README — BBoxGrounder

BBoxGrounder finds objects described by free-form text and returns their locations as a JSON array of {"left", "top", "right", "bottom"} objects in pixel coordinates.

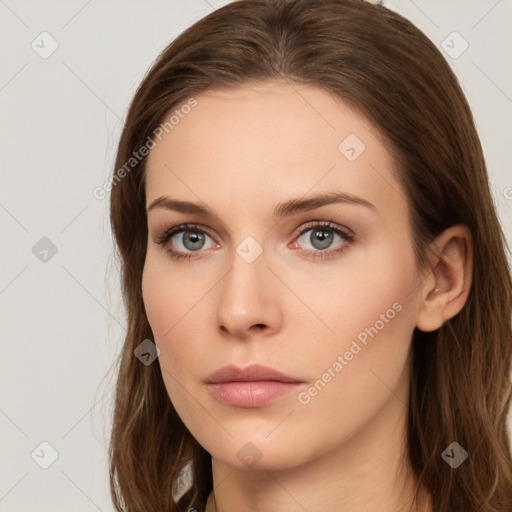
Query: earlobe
[{"left": 415, "top": 225, "right": 473, "bottom": 333}]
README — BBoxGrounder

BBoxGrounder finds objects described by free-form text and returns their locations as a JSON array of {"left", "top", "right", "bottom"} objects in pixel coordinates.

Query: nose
[{"left": 215, "top": 244, "right": 282, "bottom": 340}]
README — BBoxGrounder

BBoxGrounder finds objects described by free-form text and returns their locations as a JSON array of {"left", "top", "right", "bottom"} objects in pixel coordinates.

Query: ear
[{"left": 415, "top": 225, "right": 473, "bottom": 332}]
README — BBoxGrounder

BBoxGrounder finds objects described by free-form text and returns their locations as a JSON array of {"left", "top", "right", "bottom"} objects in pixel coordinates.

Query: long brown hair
[{"left": 108, "top": 1, "right": 512, "bottom": 510}]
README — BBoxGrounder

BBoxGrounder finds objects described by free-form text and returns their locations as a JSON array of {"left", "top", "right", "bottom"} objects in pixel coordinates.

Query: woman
[{"left": 108, "top": 0, "right": 512, "bottom": 511}]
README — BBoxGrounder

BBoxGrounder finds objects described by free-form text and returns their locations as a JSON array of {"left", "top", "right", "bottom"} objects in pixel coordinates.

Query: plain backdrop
[{"left": 1, "top": 1, "right": 511, "bottom": 510}]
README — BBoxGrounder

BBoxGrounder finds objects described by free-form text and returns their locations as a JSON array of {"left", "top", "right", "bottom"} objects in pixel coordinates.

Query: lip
[
  {"left": 205, "top": 364, "right": 301, "bottom": 384},
  {"left": 205, "top": 364, "right": 304, "bottom": 408}
]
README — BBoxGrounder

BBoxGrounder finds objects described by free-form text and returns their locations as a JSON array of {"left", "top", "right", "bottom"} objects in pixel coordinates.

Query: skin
[{"left": 142, "top": 80, "right": 472, "bottom": 512}]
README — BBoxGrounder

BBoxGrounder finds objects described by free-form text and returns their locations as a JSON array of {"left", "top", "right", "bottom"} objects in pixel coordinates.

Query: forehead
[{"left": 144, "top": 80, "right": 403, "bottom": 218}]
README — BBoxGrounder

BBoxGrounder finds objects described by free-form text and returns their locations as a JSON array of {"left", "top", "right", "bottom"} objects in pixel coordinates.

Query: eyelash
[{"left": 155, "top": 221, "right": 355, "bottom": 261}]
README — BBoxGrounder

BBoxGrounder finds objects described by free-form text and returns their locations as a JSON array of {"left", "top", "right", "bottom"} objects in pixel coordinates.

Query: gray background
[{"left": 1, "top": 0, "right": 511, "bottom": 510}]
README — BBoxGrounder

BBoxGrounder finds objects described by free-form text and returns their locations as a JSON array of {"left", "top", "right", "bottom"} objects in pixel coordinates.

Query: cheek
[
  {"left": 141, "top": 253, "right": 192, "bottom": 370},
  {"left": 142, "top": 250, "right": 208, "bottom": 341},
  {"left": 142, "top": 256, "right": 171, "bottom": 342},
  {"left": 292, "top": 239, "right": 419, "bottom": 432},
  {"left": 276, "top": 225, "right": 419, "bottom": 355},
  {"left": 141, "top": 252, "right": 213, "bottom": 396}
]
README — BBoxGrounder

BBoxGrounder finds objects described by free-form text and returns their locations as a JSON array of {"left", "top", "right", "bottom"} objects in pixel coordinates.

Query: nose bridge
[
  {"left": 222, "top": 239, "right": 267, "bottom": 314},
  {"left": 215, "top": 236, "right": 280, "bottom": 336}
]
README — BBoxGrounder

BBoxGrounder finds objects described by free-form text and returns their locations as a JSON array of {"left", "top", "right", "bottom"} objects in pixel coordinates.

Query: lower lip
[{"left": 206, "top": 381, "right": 302, "bottom": 408}]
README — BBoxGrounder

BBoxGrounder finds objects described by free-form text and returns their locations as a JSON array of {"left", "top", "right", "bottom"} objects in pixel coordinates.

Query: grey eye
[
  {"left": 308, "top": 229, "right": 334, "bottom": 250},
  {"left": 181, "top": 231, "right": 206, "bottom": 251},
  {"left": 297, "top": 227, "right": 346, "bottom": 251}
]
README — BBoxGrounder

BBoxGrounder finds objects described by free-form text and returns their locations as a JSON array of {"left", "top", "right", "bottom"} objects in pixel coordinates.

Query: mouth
[{"left": 205, "top": 364, "right": 304, "bottom": 408}]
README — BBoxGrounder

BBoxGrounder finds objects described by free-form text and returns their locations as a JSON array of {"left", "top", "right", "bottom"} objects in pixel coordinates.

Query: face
[{"left": 142, "top": 81, "right": 424, "bottom": 471}]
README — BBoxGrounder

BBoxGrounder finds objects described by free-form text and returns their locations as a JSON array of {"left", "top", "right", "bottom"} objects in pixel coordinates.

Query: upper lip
[{"left": 205, "top": 364, "right": 303, "bottom": 384}]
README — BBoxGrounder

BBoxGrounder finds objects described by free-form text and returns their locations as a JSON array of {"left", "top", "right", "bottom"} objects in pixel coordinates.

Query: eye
[
  {"left": 291, "top": 221, "right": 354, "bottom": 259},
  {"left": 155, "top": 223, "right": 218, "bottom": 261},
  {"left": 155, "top": 220, "right": 355, "bottom": 261}
]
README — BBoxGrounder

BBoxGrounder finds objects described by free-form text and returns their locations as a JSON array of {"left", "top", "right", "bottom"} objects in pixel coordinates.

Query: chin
[{"left": 200, "top": 432, "right": 312, "bottom": 472}]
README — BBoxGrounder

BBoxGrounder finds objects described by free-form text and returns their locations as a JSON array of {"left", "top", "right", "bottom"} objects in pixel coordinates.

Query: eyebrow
[{"left": 147, "top": 191, "right": 376, "bottom": 219}]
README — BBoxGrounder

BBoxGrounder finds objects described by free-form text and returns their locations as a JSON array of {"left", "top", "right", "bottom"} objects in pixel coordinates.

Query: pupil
[{"left": 311, "top": 229, "right": 333, "bottom": 250}]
